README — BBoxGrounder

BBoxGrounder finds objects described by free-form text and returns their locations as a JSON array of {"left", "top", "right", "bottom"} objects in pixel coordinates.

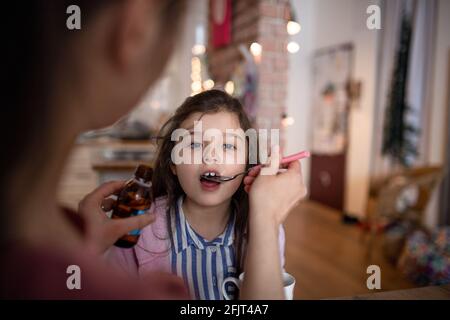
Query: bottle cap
[{"left": 134, "top": 165, "right": 153, "bottom": 183}]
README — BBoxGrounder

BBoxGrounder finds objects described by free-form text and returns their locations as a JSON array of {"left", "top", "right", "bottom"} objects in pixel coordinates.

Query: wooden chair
[{"left": 364, "top": 166, "right": 443, "bottom": 261}]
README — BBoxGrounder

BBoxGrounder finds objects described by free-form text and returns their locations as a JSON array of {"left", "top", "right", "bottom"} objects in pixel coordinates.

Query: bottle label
[{"left": 128, "top": 209, "right": 147, "bottom": 236}]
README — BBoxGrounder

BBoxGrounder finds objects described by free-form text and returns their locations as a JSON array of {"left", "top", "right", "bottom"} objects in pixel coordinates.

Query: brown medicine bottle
[{"left": 112, "top": 165, "right": 153, "bottom": 248}]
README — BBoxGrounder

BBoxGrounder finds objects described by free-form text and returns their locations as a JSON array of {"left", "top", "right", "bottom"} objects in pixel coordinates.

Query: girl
[{"left": 107, "top": 89, "right": 285, "bottom": 300}]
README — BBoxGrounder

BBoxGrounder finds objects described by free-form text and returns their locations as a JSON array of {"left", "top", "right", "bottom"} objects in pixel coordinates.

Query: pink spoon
[{"left": 200, "top": 150, "right": 311, "bottom": 183}]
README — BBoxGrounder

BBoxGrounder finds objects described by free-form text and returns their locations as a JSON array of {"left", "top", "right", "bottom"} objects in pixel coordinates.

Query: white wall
[
  {"left": 286, "top": 0, "right": 380, "bottom": 217},
  {"left": 429, "top": 0, "right": 450, "bottom": 166},
  {"left": 285, "top": 0, "right": 317, "bottom": 186},
  {"left": 129, "top": 0, "right": 207, "bottom": 128},
  {"left": 424, "top": 0, "right": 450, "bottom": 228}
]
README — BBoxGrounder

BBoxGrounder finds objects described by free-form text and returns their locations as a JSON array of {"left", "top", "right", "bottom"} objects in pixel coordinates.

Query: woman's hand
[
  {"left": 244, "top": 145, "right": 307, "bottom": 225},
  {"left": 78, "top": 181, "right": 155, "bottom": 255}
]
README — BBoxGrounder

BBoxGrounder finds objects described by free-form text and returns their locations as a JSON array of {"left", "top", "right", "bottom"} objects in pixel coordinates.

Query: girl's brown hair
[{"left": 152, "top": 89, "right": 253, "bottom": 273}]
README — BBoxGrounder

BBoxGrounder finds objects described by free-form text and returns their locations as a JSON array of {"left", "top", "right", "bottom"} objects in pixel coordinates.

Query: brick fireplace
[{"left": 207, "top": 0, "right": 290, "bottom": 148}]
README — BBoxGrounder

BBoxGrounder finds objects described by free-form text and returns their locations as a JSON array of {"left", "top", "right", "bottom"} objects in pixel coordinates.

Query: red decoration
[{"left": 211, "top": 0, "right": 232, "bottom": 48}]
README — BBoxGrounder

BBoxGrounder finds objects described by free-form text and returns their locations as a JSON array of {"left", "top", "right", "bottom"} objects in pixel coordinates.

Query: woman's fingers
[
  {"left": 79, "top": 180, "right": 157, "bottom": 254},
  {"left": 101, "top": 198, "right": 116, "bottom": 212},
  {"left": 78, "top": 181, "right": 125, "bottom": 225},
  {"left": 84, "top": 180, "right": 125, "bottom": 205}
]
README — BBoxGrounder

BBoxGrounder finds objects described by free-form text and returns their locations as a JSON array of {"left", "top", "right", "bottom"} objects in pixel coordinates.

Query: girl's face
[{"left": 172, "top": 111, "right": 247, "bottom": 207}]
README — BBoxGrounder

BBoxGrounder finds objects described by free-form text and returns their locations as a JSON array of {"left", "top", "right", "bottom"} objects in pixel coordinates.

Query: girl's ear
[{"left": 170, "top": 164, "right": 177, "bottom": 175}]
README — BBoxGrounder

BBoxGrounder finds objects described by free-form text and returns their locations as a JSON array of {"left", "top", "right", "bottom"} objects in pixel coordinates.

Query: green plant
[{"left": 382, "top": 13, "right": 419, "bottom": 167}]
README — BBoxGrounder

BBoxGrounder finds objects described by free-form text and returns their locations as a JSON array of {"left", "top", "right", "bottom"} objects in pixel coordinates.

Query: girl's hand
[
  {"left": 240, "top": 146, "right": 306, "bottom": 299},
  {"left": 78, "top": 181, "right": 156, "bottom": 255},
  {"left": 244, "top": 146, "right": 307, "bottom": 225}
]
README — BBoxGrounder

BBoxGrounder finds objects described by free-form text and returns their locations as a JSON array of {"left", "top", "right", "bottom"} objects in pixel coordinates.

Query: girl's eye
[
  {"left": 223, "top": 143, "right": 236, "bottom": 150},
  {"left": 190, "top": 142, "right": 202, "bottom": 149}
]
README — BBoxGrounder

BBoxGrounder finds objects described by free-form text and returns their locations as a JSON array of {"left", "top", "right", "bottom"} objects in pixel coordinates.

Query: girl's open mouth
[{"left": 199, "top": 170, "right": 221, "bottom": 191}]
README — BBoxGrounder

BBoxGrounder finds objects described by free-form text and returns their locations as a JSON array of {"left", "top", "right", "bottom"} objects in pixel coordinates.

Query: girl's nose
[{"left": 203, "top": 142, "right": 223, "bottom": 164}]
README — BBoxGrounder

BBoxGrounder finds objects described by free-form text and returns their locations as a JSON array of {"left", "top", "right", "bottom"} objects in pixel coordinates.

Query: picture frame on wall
[
  {"left": 309, "top": 43, "right": 354, "bottom": 211},
  {"left": 310, "top": 43, "right": 354, "bottom": 156}
]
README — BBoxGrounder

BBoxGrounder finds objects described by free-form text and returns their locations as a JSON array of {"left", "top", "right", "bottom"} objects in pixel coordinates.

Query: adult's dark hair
[{"left": 1, "top": 1, "right": 185, "bottom": 237}]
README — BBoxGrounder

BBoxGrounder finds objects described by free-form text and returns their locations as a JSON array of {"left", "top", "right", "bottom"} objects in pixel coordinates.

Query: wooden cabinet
[{"left": 309, "top": 154, "right": 346, "bottom": 211}]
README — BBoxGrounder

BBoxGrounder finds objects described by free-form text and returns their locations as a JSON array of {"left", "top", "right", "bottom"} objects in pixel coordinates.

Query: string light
[
  {"left": 191, "top": 81, "right": 202, "bottom": 92},
  {"left": 250, "top": 42, "right": 262, "bottom": 57},
  {"left": 287, "top": 41, "right": 300, "bottom": 53},
  {"left": 286, "top": 1, "right": 301, "bottom": 53},
  {"left": 203, "top": 79, "right": 215, "bottom": 90},
  {"left": 287, "top": 20, "right": 301, "bottom": 35},
  {"left": 281, "top": 113, "right": 295, "bottom": 127},
  {"left": 225, "top": 81, "right": 235, "bottom": 95},
  {"left": 192, "top": 44, "right": 206, "bottom": 56},
  {"left": 190, "top": 57, "right": 203, "bottom": 95}
]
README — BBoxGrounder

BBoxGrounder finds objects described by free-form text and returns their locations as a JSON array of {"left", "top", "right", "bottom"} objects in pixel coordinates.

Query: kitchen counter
[
  {"left": 80, "top": 137, "right": 157, "bottom": 183},
  {"left": 91, "top": 160, "right": 153, "bottom": 171},
  {"left": 59, "top": 136, "right": 158, "bottom": 209}
]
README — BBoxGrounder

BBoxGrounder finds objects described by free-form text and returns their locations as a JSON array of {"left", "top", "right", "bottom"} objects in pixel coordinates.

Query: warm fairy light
[
  {"left": 191, "top": 57, "right": 203, "bottom": 95},
  {"left": 287, "top": 21, "right": 301, "bottom": 35},
  {"left": 191, "top": 57, "right": 201, "bottom": 71},
  {"left": 225, "top": 81, "right": 235, "bottom": 95},
  {"left": 192, "top": 44, "right": 206, "bottom": 56},
  {"left": 287, "top": 41, "right": 300, "bottom": 53},
  {"left": 250, "top": 42, "right": 262, "bottom": 57},
  {"left": 203, "top": 79, "right": 215, "bottom": 90},
  {"left": 281, "top": 114, "right": 295, "bottom": 127},
  {"left": 191, "top": 81, "right": 202, "bottom": 93}
]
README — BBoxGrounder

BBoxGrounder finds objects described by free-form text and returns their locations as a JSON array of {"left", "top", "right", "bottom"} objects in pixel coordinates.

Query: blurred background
[{"left": 58, "top": 0, "right": 450, "bottom": 299}]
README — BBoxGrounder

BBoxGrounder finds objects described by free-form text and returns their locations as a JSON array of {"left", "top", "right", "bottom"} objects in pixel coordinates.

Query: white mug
[{"left": 221, "top": 271, "right": 296, "bottom": 300}]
